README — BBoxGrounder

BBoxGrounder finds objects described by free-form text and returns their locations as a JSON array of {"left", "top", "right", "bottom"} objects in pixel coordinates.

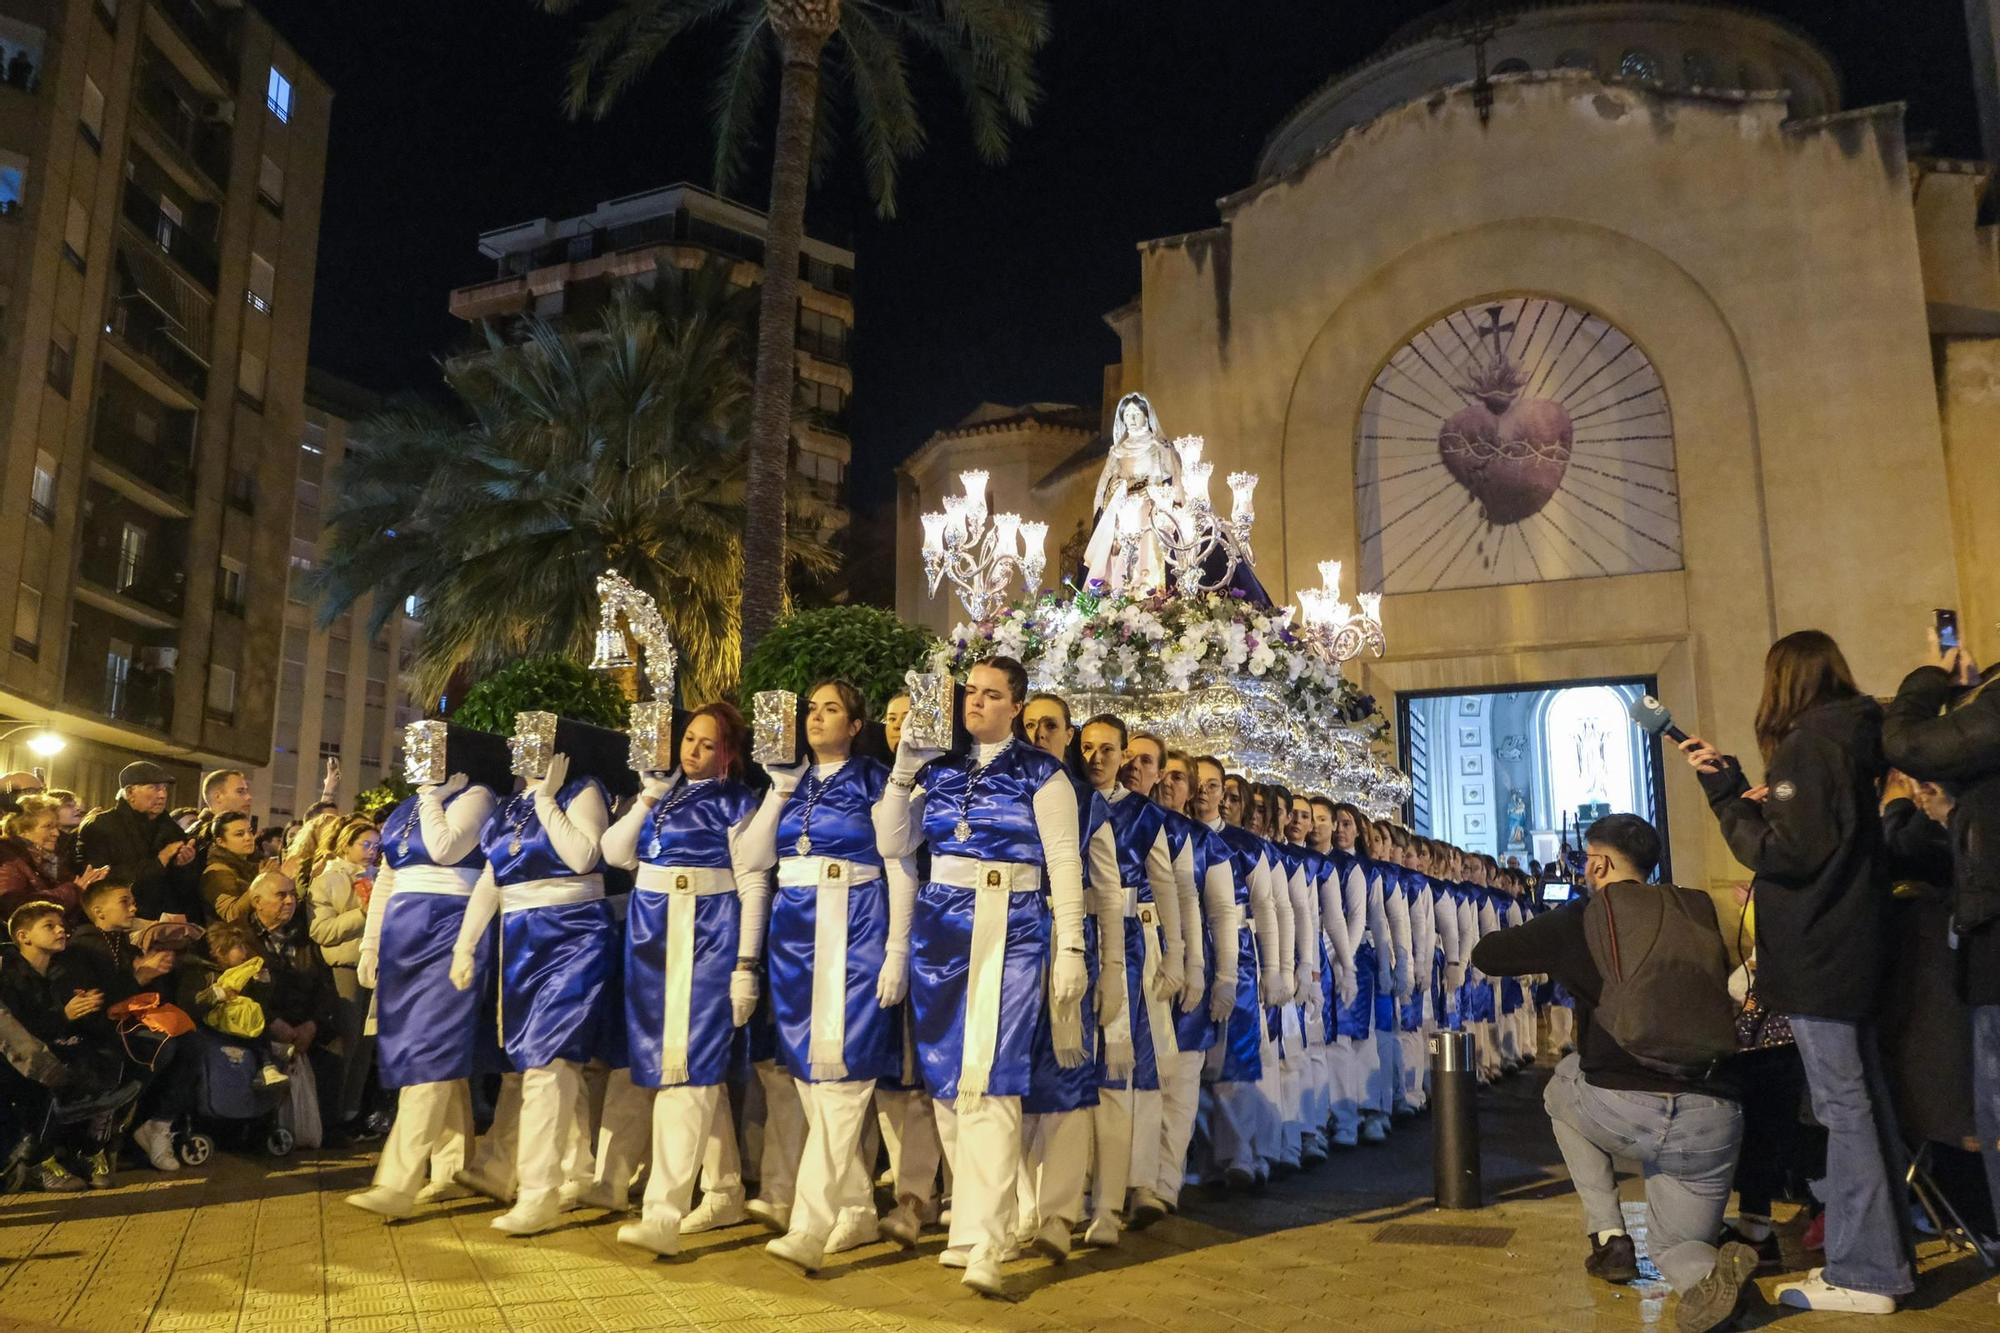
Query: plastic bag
[
  {"left": 206, "top": 995, "right": 266, "bottom": 1039},
  {"left": 278, "top": 1049, "right": 321, "bottom": 1149}
]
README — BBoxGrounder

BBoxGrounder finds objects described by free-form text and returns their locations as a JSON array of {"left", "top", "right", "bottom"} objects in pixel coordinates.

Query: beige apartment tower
[{"left": 0, "top": 0, "right": 327, "bottom": 801}]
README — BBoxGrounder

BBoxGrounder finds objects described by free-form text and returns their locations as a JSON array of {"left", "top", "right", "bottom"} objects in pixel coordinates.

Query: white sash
[
  {"left": 1130, "top": 894, "right": 1180, "bottom": 1062},
  {"left": 384, "top": 863, "right": 480, "bottom": 900},
  {"left": 930, "top": 855, "right": 1041, "bottom": 1099},
  {"left": 778, "top": 856, "right": 882, "bottom": 1081},
  {"left": 635, "top": 864, "right": 736, "bottom": 1085},
  {"left": 498, "top": 873, "right": 604, "bottom": 913}
]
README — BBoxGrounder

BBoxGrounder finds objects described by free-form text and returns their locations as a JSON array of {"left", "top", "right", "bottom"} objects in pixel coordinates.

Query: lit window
[
  {"left": 247, "top": 253, "right": 274, "bottom": 313},
  {"left": 80, "top": 77, "right": 104, "bottom": 147},
  {"left": 207, "top": 664, "right": 237, "bottom": 719},
  {"left": 30, "top": 450, "right": 54, "bottom": 521},
  {"left": 1619, "top": 48, "right": 1663, "bottom": 82},
  {"left": 403, "top": 594, "right": 423, "bottom": 620},
  {"left": 266, "top": 67, "right": 293, "bottom": 123},
  {"left": 1545, "top": 686, "right": 1638, "bottom": 828}
]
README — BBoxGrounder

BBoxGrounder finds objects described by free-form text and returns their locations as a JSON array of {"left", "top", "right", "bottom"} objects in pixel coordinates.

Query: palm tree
[
  {"left": 537, "top": 0, "right": 1051, "bottom": 654},
  {"left": 313, "top": 259, "right": 835, "bottom": 706}
]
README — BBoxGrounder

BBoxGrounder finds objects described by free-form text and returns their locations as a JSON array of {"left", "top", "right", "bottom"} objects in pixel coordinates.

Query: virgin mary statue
[{"left": 1080, "top": 393, "right": 1182, "bottom": 595}]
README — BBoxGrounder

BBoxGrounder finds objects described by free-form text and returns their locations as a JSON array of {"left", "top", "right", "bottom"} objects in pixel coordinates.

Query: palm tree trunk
[{"left": 740, "top": 21, "right": 829, "bottom": 656}]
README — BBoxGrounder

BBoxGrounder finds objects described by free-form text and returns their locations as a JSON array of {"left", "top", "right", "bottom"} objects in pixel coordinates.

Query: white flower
[{"left": 1248, "top": 643, "right": 1276, "bottom": 676}]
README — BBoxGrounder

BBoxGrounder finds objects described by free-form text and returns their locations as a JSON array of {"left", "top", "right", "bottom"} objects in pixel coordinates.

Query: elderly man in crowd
[{"left": 77, "top": 762, "right": 197, "bottom": 920}]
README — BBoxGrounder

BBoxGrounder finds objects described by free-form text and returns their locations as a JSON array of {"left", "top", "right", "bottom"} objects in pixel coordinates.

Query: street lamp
[{"left": 0, "top": 723, "right": 64, "bottom": 757}]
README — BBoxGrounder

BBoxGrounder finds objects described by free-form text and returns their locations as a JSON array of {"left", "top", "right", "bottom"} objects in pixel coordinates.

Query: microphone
[{"left": 1628, "top": 693, "right": 1690, "bottom": 746}]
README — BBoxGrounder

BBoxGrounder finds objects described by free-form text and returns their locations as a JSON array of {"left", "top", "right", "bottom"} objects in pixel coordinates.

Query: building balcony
[
  {"left": 91, "top": 418, "right": 195, "bottom": 514},
  {"left": 147, "top": 0, "right": 236, "bottom": 93},
  {"left": 120, "top": 181, "right": 218, "bottom": 288},
  {"left": 63, "top": 622, "right": 176, "bottom": 733},
  {"left": 78, "top": 537, "right": 187, "bottom": 620},
  {"left": 105, "top": 291, "right": 209, "bottom": 404},
  {"left": 131, "top": 73, "right": 230, "bottom": 193}
]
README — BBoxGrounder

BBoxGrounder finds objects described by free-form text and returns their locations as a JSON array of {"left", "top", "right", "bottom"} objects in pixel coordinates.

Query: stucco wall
[{"left": 1131, "top": 74, "right": 1963, "bottom": 889}]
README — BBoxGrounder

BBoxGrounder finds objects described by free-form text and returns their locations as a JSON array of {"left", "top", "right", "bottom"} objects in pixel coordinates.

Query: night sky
[{"left": 258, "top": 1, "right": 1980, "bottom": 525}]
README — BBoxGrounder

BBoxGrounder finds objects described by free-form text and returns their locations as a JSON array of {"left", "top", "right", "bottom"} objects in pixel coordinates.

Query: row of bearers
[{"left": 344, "top": 659, "right": 1548, "bottom": 1299}]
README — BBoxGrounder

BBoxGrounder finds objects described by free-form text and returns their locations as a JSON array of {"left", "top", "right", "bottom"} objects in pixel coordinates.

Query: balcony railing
[
  {"left": 93, "top": 413, "right": 195, "bottom": 502},
  {"left": 79, "top": 537, "right": 187, "bottom": 616},
  {"left": 64, "top": 658, "right": 174, "bottom": 732},
  {"left": 133, "top": 76, "right": 230, "bottom": 188},
  {"left": 121, "top": 182, "right": 218, "bottom": 288},
  {"left": 155, "top": 0, "right": 237, "bottom": 86},
  {"left": 107, "top": 293, "right": 209, "bottom": 399}
]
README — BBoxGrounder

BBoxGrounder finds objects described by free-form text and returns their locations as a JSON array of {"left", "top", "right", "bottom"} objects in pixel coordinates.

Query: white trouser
[
  {"left": 754, "top": 1060, "right": 805, "bottom": 1206},
  {"left": 1546, "top": 1005, "right": 1575, "bottom": 1056},
  {"left": 517, "top": 1060, "right": 584, "bottom": 1202},
  {"left": 642, "top": 1084, "right": 724, "bottom": 1227},
  {"left": 1155, "top": 1050, "right": 1204, "bottom": 1205},
  {"left": 1020, "top": 1108, "right": 1092, "bottom": 1232},
  {"left": 788, "top": 1079, "right": 877, "bottom": 1243},
  {"left": 1398, "top": 1029, "right": 1428, "bottom": 1110},
  {"left": 1091, "top": 1088, "right": 1133, "bottom": 1222},
  {"left": 699, "top": 1088, "right": 743, "bottom": 1199},
  {"left": 1254, "top": 1019, "right": 1284, "bottom": 1162},
  {"left": 1210, "top": 1078, "right": 1267, "bottom": 1175},
  {"left": 1276, "top": 1009, "right": 1305, "bottom": 1165},
  {"left": 1369, "top": 1024, "right": 1400, "bottom": 1116},
  {"left": 1127, "top": 1087, "right": 1162, "bottom": 1199},
  {"left": 594, "top": 1068, "right": 655, "bottom": 1200},
  {"left": 372, "top": 1079, "right": 472, "bottom": 1197},
  {"left": 876, "top": 1087, "right": 942, "bottom": 1210},
  {"left": 466, "top": 1072, "right": 522, "bottom": 1190},
  {"left": 1329, "top": 1035, "right": 1375, "bottom": 1138},
  {"left": 1498, "top": 1003, "right": 1521, "bottom": 1064},
  {"left": 1300, "top": 1022, "right": 1329, "bottom": 1135},
  {"left": 936, "top": 1095, "right": 1023, "bottom": 1265}
]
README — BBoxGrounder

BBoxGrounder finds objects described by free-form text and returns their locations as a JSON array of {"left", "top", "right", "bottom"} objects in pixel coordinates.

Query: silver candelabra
[
  {"left": 1296, "top": 560, "right": 1386, "bottom": 665},
  {"left": 1154, "top": 435, "right": 1258, "bottom": 597},
  {"left": 921, "top": 470, "right": 1049, "bottom": 622}
]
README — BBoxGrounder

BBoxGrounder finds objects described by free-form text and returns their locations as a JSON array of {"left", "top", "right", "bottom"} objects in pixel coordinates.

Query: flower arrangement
[{"left": 937, "top": 586, "right": 1388, "bottom": 735}]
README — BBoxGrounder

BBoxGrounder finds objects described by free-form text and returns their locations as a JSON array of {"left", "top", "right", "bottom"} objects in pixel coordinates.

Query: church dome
[{"left": 1257, "top": 1, "right": 1840, "bottom": 181}]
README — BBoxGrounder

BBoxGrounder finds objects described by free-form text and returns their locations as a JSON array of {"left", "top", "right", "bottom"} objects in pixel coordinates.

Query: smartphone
[{"left": 1935, "top": 608, "right": 1959, "bottom": 651}]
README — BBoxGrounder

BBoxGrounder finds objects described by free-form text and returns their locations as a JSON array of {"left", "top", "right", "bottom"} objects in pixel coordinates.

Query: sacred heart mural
[{"left": 1354, "top": 298, "right": 1683, "bottom": 594}]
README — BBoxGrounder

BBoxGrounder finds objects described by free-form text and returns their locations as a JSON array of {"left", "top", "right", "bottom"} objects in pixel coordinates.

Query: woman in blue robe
[
  {"left": 449, "top": 737, "right": 612, "bottom": 1236},
  {"left": 873, "top": 656, "right": 1088, "bottom": 1300},
  {"left": 602, "top": 702, "right": 770, "bottom": 1260},
  {"left": 754, "top": 681, "right": 917, "bottom": 1273},
  {"left": 347, "top": 759, "right": 497, "bottom": 1219}
]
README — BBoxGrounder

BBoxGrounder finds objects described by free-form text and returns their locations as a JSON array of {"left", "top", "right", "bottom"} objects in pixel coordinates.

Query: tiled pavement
[{"left": 1, "top": 1073, "right": 1994, "bottom": 1332}]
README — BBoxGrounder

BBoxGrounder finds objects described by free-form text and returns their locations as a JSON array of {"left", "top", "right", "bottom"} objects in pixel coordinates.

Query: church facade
[{"left": 896, "top": 3, "right": 2000, "bottom": 888}]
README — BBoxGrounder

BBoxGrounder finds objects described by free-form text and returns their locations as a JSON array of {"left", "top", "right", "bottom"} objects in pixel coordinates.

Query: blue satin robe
[
  {"left": 909, "top": 742, "right": 1064, "bottom": 1102},
  {"left": 769, "top": 758, "right": 898, "bottom": 1084},
  {"left": 487, "top": 778, "right": 613, "bottom": 1071},
  {"left": 1398, "top": 869, "right": 1428, "bottom": 1033},
  {"left": 1166, "top": 811, "right": 1224, "bottom": 1055},
  {"left": 1211, "top": 822, "right": 1266, "bottom": 1083},
  {"left": 1024, "top": 779, "right": 1104, "bottom": 1115},
  {"left": 375, "top": 785, "right": 498, "bottom": 1087},
  {"left": 1331, "top": 851, "right": 1378, "bottom": 1043},
  {"left": 624, "top": 779, "right": 758, "bottom": 1089},
  {"left": 1101, "top": 792, "right": 1170, "bottom": 1093}
]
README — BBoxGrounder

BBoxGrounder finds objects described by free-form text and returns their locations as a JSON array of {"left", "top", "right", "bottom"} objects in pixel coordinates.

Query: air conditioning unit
[{"left": 138, "top": 647, "right": 178, "bottom": 671}]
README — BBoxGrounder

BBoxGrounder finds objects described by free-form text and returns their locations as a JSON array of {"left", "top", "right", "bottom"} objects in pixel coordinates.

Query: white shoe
[
  {"left": 963, "top": 1256, "right": 1006, "bottom": 1299},
  {"left": 414, "top": 1180, "right": 473, "bottom": 1205},
  {"left": 1774, "top": 1270, "right": 1897, "bottom": 1315},
  {"left": 1127, "top": 1188, "right": 1168, "bottom": 1230},
  {"left": 133, "top": 1120, "right": 180, "bottom": 1172},
  {"left": 344, "top": 1187, "right": 415, "bottom": 1220},
  {"left": 491, "top": 1189, "right": 562, "bottom": 1236},
  {"left": 1030, "top": 1217, "right": 1071, "bottom": 1262},
  {"left": 825, "top": 1211, "right": 879, "bottom": 1254},
  {"left": 879, "top": 1201, "right": 922, "bottom": 1249},
  {"left": 453, "top": 1166, "right": 515, "bottom": 1203},
  {"left": 1082, "top": 1214, "right": 1120, "bottom": 1248},
  {"left": 765, "top": 1230, "right": 823, "bottom": 1272},
  {"left": 579, "top": 1181, "right": 632, "bottom": 1214},
  {"left": 556, "top": 1181, "right": 589, "bottom": 1213},
  {"left": 1359, "top": 1116, "right": 1388, "bottom": 1144},
  {"left": 617, "top": 1217, "right": 681, "bottom": 1258},
  {"left": 940, "top": 1241, "right": 1019, "bottom": 1268},
  {"left": 681, "top": 1189, "right": 747, "bottom": 1233},
  {"left": 745, "top": 1196, "right": 791, "bottom": 1232}
]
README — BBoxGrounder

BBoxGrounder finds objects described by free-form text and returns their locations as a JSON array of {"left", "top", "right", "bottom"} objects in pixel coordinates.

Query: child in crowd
[
  {"left": 0, "top": 901, "right": 127, "bottom": 1189},
  {"left": 67, "top": 881, "right": 179, "bottom": 1003},
  {"left": 188, "top": 924, "right": 291, "bottom": 1089}
]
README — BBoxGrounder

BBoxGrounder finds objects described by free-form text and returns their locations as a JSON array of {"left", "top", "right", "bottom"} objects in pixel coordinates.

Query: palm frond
[
  {"left": 708, "top": 5, "right": 772, "bottom": 195},
  {"left": 831, "top": 5, "right": 925, "bottom": 217}
]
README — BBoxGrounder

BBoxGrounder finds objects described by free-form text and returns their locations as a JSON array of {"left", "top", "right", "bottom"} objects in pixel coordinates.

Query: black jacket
[
  {"left": 76, "top": 800, "right": 192, "bottom": 919},
  {"left": 1470, "top": 889, "right": 1737, "bottom": 1100},
  {"left": 1882, "top": 666, "right": 2000, "bottom": 932},
  {"left": 1698, "top": 694, "right": 1889, "bottom": 1021}
]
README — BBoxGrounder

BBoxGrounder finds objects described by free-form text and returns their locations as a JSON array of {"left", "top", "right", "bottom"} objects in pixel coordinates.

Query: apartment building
[
  {"left": 246, "top": 368, "right": 422, "bottom": 826},
  {"left": 448, "top": 182, "right": 855, "bottom": 524},
  {"left": 0, "top": 0, "right": 326, "bottom": 801}
]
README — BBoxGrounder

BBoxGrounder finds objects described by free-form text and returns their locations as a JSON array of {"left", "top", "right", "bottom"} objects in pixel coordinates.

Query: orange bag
[{"left": 109, "top": 992, "right": 195, "bottom": 1066}]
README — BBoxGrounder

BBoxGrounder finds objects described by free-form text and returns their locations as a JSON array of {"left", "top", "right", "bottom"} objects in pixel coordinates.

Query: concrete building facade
[
  {"left": 896, "top": 2, "right": 2000, "bottom": 891},
  {"left": 0, "top": 0, "right": 326, "bottom": 802}
]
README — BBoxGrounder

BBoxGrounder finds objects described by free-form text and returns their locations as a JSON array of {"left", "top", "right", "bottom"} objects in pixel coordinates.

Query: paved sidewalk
[{"left": 0, "top": 1073, "right": 1994, "bottom": 1332}]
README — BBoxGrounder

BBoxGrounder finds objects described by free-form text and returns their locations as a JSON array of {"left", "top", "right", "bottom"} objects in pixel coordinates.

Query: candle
[
  {"left": 1319, "top": 559, "right": 1342, "bottom": 600},
  {"left": 1186, "top": 460, "right": 1213, "bottom": 506},
  {"left": 1020, "top": 520, "right": 1048, "bottom": 564},
  {"left": 921, "top": 511, "right": 946, "bottom": 557},
  {"left": 995, "top": 512, "right": 1021, "bottom": 559},
  {"left": 1228, "top": 472, "right": 1259, "bottom": 521}
]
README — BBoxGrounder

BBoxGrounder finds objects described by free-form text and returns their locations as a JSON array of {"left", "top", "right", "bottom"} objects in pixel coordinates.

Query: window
[
  {"left": 797, "top": 308, "right": 847, "bottom": 362},
  {"left": 257, "top": 155, "right": 284, "bottom": 212},
  {"left": 799, "top": 377, "right": 846, "bottom": 425},
  {"left": 46, "top": 332, "right": 72, "bottom": 396},
  {"left": 105, "top": 637, "right": 132, "bottom": 715},
  {"left": 403, "top": 594, "right": 423, "bottom": 620},
  {"left": 13, "top": 584, "right": 39, "bottom": 656},
  {"left": 266, "top": 67, "right": 293, "bottom": 123},
  {"left": 29, "top": 450, "right": 54, "bottom": 523},
  {"left": 1619, "top": 48, "right": 1663, "bottom": 83},
  {"left": 62, "top": 196, "right": 87, "bottom": 270},
  {"left": 323, "top": 667, "right": 346, "bottom": 703},
  {"left": 318, "top": 739, "right": 341, "bottom": 761},
  {"left": 206, "top": 664, "right": 236, "bottom": 721},
  {"left": 217, "top": 557, "right": 246, "bottom": 614},
  {"left": 153, "top": 195, "right": 182, "bottom": 254},
  {"left": 246, "top": 253, "right": 274, "bottom": 313},
  {"left": 80, "top": 77, "right": 104, "bottom": 150},
  {"left": 0, "top": 160, "right": 24, "bottom": 214},
  {"left": 117, "top": 522, "right": 145, "bottom": 591},
  {"left": 237, "top": 348, "right": 266, "bottom": 406}
]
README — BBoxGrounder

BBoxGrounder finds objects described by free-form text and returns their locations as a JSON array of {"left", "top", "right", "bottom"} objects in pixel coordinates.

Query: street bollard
[{"left": 1430, "top": 1030, "right": 1483, "bottom": 1210}]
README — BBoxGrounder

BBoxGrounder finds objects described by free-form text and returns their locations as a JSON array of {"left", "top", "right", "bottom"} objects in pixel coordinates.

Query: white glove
[
  {"left": 534, "top": 752, "right": 570, "bottom": 802},
  {"left": 1051, "top": 951, "right": 1087, "bottom": 1007},
  {"left": 875, "top": 947, "right": 908, "bottom": 1008},
  {"left": 729, "top": 968, "right": 758, "bottom": 1026},
  {"left": 1178, "top": 969, "right": 1206, "bottom": 1015},
  {"left": 449, "top": 952, "right": 475, "bottom": 992},
  {"left": 1336, "top": 962, "right": 1358, "bottom": 1009},
  {"left": 1260, "top": 966, "right": 1286, "bottom": 1008},
  {"left": 1295, "top": 963, "right": 1314, "bottom": 1006},
  {"left": 1155, "top": 954, "right": 1183, "bottom": 1002},
  {"left": 764, "top": 759, "right": 809, "bottom": 795},
  {"left": 641, "top": 769, "right": 680, "bottom": 802},
  {"left": 426, "top": 771, "right": 469, "bottom": 798},
  {"left": 1096, "top": 963, "right": 1126, "bottom": 1027},
  {"left": 1208, "top": 975, "right": 1237, "bottom": 1024},
  {"left": 1303, "top": 977, "right": 1322, "bottom": 1025},
  {"left": 1102, "top": 1036, "right": 1135, "bottom": 1081},
  {"left": 356, "top": 950, "right": 377, "bottom": 991}
]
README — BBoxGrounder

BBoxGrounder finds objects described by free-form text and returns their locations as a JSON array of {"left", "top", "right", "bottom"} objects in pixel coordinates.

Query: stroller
[
  {"left": 1, "top": 1070, "right": 142, "bottom": 1192},
  {"left": 175, "top": 1027, "right": 295, "bottom": 1163}
]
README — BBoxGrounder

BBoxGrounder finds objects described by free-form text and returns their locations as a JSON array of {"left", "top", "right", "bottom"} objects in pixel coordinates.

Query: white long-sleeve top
[
  {"left": 1209, "top": 818, "right": 1280, "bottom": 985},
  {"left": 1382, "top": 868, "right": 1413, "bottom": 1001},
  {"left": 1269, "top": 844, "right": 1296, "bottom": 996},
  {"left": 1433, "top": 882, "right": 1463, "bottom": 993},
  {"left": 1102, "top": 786, "right": 1182, "bottom": 972},
  {"left": 1170, "top": 830, "right": 1204, "bottom": 982},
  {"left": 1085, "top": 814, "right": 1126, "bottom": 1012},
  {"left": 1407, "top": 877, "right": 1435, "bottom": 1004},
  {"left": 1315, "top": 855, "right": 1355, "bottom": 996},
  {"left": 601, "top": 776, "right": 775, "bottom": 961},
  {"left": 873, "top": 740, "right": 1085, "bottom": 957},
  {"left": 452, "top": 778, "right": 610, "bottom": 965},
  {"left": 1285, "top": 851, "right": 1318, "bottom": 984},
  {"left": 359, "top": 782, "right": 496, "bottom": 966}
]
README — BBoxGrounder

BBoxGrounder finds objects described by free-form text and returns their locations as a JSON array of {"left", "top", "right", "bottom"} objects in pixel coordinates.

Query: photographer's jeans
[
  {"left": 1542, "top": 1054, "right": 1743, "bottom": 1293},
  {"left": 1787, "top": 1017, "right": 1917, "bottom": 1297},
  {"left": 1975, "top": 1006, "right": 2000, "bottom": 1236}
]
